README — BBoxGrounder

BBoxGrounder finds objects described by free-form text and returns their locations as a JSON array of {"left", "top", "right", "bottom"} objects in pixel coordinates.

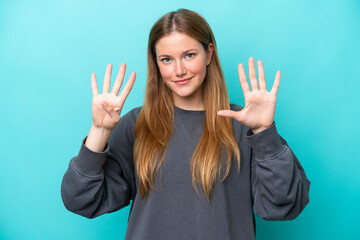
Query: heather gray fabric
[{"left": 61, "top": 104, "right": 310, "bottom": 240}]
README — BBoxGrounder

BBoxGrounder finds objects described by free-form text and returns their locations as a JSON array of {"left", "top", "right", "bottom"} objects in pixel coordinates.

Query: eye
[
  {"left": 185, "top": 53, "right": 195, "bottom": 59},
  {"left": 160, "top": 58, "right": 172, "bottom": 63}
]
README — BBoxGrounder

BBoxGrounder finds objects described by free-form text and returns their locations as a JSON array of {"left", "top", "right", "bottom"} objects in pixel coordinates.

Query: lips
[{"left": 174, "top": 77, "right": 193, "bottom": 85}]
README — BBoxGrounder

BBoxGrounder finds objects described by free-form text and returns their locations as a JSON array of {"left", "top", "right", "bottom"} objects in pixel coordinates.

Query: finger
[
  {"left": 101, "top": 101, "right": 121, "bottom": 122},
  {"left": 248, "top": 57, "right": 258, "bottom": 91},
  {"left": 117, "top": 71, "right": 136, "bottom": 105},
  {"left": 257, "top": 60, "right": 267, "bottom": 91},
  {"left": 238, "top": 63, "right": 250, "bottom": 95},
  {"left": 91, "top": 73, "right": 99, "bottom": 97},
  {"left": 270, "top": 70, "right": 281, "bottom": 95},
  {"left": 103, "top": 63, "right": 112, "bottom": 93},
  {"left": 111, "top": 63, "right": 126, "bottom": 95}
]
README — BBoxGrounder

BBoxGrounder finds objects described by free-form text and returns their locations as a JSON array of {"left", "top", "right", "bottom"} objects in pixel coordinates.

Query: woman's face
[{"left": 155, "top": 32, "right": 213, "bottom": 109}]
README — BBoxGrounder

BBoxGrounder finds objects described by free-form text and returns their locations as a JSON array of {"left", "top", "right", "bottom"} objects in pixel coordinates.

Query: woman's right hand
[{"left": 91, "top": 63, "right": 136, "bottom": 130}]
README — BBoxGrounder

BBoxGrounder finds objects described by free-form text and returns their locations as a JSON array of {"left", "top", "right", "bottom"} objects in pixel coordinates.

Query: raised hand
[
  {"left": 91, "top": 63, "right": 136, "bottom": 130},
  {"left": 218, "top": 57, "right": 281, "bottom": 134}
]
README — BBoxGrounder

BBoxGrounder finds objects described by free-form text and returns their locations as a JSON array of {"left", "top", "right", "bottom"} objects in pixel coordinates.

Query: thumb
[
  {"left": 101, "top": 101, "right": 120, "bottom": 121},
  {"left": 217, "top": 110, "right": 239, "bottom": 119}
]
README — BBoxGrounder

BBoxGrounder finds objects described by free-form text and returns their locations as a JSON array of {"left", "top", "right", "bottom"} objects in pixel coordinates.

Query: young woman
[{"left": 61, "top": 9, "right": 310, "bottom": 240}]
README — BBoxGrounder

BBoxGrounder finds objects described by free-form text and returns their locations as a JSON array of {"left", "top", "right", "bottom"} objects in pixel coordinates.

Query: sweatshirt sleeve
[
  {"left": 247, "top": 122, "right": 311, "bottom": 220},
  {"left": 60, "top": 108, "right": 139, "bottom": 219}
]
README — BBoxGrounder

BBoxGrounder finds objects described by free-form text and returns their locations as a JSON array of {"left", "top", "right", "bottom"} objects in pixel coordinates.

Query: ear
[{"left": 206, "top": 43, "right": 214, "bottom": 65}]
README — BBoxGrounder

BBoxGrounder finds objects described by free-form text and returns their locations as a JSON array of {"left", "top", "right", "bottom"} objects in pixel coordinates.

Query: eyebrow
[{"left": 157, "top": 49, "right": 199, "bottom": 58}]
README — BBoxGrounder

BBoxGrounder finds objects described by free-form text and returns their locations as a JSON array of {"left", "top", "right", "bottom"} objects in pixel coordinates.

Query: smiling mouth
[{"left": 174, "top": 77, "right": 193, "bottom": 84}]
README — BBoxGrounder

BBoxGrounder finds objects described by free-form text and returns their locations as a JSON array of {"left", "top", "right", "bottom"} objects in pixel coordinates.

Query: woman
[{"left": 61, "top": 9, "right": 310, "bottom": 240}]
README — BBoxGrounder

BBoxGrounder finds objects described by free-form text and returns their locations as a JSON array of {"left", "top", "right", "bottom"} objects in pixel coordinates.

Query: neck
[
  {"left": 173, "top": 93, "right": 205, "bottom": 111},
  {"left": 174, "top": 101, "right": 205, "bottom": 111}
]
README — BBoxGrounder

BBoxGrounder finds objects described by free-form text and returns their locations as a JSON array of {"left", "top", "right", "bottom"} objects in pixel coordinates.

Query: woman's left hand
[{"left": 218, "top": 57, "right": 281, "bottom": 134}]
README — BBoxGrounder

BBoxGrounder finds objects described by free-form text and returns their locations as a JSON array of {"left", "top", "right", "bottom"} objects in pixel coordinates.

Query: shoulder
[
  {"left": 121, "top": 106, "right": 142, "bottom": 123},
  {"left": 230, "top": 103, "right": 244, "bottom": 111},
  {"left": 109, "top": 106, "right": 142, "bottom": 144}
]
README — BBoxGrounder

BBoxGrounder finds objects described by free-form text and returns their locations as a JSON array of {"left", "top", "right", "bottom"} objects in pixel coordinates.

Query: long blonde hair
[{"left": 134, "top": 9, "right": 240, "bottom": 201}]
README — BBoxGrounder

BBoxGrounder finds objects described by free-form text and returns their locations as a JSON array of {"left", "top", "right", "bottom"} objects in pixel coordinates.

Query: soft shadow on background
[{"left": 0, "top": 0, "right": 359, "bottom": 239}]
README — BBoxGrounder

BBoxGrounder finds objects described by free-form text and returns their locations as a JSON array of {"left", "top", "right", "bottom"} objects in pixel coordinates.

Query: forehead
[{"left": 155, "top": 32, "right": 203, "bottom": 55}]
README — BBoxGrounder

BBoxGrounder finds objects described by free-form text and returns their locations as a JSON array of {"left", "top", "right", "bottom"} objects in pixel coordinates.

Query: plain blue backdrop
[{"left": 1, "top": 0, "right": 359, "bottom": 239}]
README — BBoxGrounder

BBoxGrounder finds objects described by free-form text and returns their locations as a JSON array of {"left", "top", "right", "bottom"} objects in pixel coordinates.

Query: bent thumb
[{"left": 101, "top": 101, "right": 120, "bottom": 121}]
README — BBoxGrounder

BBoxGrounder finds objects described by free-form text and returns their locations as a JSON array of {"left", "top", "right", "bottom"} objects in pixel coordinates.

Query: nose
[{"left": 175, "top": 60, "right": 186, "bottom": 77}]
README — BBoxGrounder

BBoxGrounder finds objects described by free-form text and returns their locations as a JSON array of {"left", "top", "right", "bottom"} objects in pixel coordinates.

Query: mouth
[{"left": 173, "top": 77, "right": 193, "bottom": 85}]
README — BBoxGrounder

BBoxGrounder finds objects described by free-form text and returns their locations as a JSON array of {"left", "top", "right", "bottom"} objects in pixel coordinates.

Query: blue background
[{"left": 1, "top": 0, "right": 359, "bottom": 239}]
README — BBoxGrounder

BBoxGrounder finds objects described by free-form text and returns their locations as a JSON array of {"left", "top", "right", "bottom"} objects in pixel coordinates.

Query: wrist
[
  {"left": 85, "top": 124, "right": 113, "bottom": 152},
  {"left": 251, "top": 122, "right": 274, "bottom": 134},
  {"left": 90, "top": 123, "right": 113, "bottom": 135}
]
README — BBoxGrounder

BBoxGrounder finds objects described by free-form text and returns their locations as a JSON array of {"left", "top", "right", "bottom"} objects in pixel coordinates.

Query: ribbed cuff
[
  {"left": 246, "top": 122, "right": 285, "bottom": 160},
  {"left": 72, "top": 136, "right": 110, "bottom": 176}
]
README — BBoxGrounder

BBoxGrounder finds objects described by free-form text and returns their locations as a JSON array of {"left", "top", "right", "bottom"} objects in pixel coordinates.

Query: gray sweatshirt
[{"left": 61, "top": 105, "right": 310, "bottom": 240}]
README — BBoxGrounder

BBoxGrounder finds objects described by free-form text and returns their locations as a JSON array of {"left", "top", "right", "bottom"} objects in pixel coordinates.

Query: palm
[
  {"left": 91, "top": 93, "right": 121, "bottom": 128},
  {"left": 91, "top": 63, "right": 136, "bottom": 130},
  {"left": 218, "top": 57, "right": 281, "bottom": 134},
  {"left": 241, "top": 88, "right": 277, "bottom": 130}
]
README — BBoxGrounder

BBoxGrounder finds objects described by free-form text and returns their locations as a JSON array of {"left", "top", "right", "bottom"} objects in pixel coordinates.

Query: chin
[{"left": 173, "top": 89, "right": 197, "bottom": 98}]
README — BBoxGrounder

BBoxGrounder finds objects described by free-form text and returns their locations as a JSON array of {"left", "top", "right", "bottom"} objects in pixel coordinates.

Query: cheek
[
  {"left": 189, "top": 58, "right": 207, "bottom": 75},
  {"left": 158, "top": 64, "right": 173, "bottom": 80}
]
